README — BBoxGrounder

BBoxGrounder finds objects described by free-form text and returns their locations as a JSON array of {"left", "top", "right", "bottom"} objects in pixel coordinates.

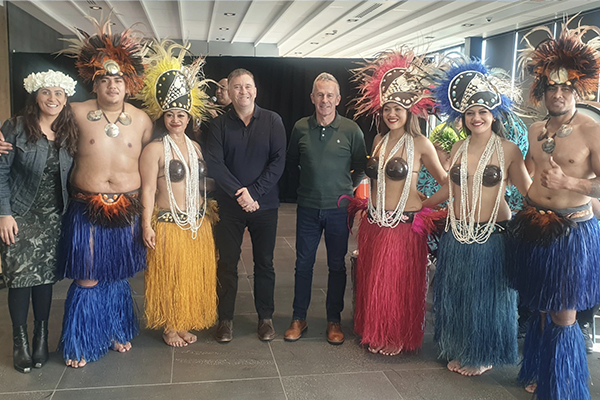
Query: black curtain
[{"left": 10, "top": 53, "right": 379, "bottom": 202}]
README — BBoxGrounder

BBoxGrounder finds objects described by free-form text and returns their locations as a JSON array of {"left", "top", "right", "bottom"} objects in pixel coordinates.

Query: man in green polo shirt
[{"left": 284, "top": 72, "right": 367, "bottom": 345}]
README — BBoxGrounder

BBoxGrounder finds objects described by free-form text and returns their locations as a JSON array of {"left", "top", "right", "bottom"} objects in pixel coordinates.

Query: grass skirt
[
  {"left": 354, "top": 216, "right": 429, "bottom": 352},
  {"left": 58, "top": 200, "right": 146, "bottom": 281},
  {"left": 60, "top": 280, "right": 138, "bottom": 363},
  {"left": 537, "top": 322, "right": 591, "bottom": 399},
  {"left": 508, "top": 216, "right": 600, "bottom": 311},
  {"left": 145, "top": 205, "right": 218, "bottom": 331},
  {"left": 434, "top": 230, "right": 518, "bottom": 367}
]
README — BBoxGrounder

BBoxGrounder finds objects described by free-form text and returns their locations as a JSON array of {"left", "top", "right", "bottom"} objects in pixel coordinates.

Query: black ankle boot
[
  {"left": 32, "top": 320, "right": 49, "bottom": 368},
  {"left": 13, "top": 325, "right": 32, "bottom": 373}
]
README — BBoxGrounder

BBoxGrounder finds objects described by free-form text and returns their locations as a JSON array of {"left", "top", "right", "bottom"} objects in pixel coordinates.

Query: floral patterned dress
[{"left": 1, "top": 142, "right": 62, "bottom": 288}]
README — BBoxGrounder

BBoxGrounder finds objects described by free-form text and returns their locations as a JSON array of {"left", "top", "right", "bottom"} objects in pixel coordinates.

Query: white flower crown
[{"left": 23, "top": 70, "right": 77, "bottom": 97}]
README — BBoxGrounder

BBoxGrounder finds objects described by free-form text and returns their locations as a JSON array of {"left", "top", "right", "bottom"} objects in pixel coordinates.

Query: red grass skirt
[{"left": 354, "top": 216, "right": 429, "bottom": 351}]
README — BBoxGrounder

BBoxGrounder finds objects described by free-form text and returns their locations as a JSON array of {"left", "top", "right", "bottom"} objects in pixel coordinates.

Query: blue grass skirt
[
  {"left": 60, "top": 280, "right": 139, "bottom": 363},
  {"left": 434, "top": 229, "right": 518, "bottom": 367},
  {"left": 57, "top": 200, "right": 146, "bottom": 281},
  {"left": 508, "top": 217, "right": 600, "bottom": 312}
]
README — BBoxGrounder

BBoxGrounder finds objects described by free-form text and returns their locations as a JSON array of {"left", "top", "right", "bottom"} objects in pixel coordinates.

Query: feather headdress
[
  {"left": 433, "top": 56, "right": 518, "bottom": 121},
  {"left": 519, "top": 15, "right": 600, "bottom": 105},
  {"left": 61, "top": 17, "right": 146, "bottom": 95},
  {"left": 138, "top": 39, "right": 214, "bottom": 125},
  {"left": 352, "top": 48, "right": 438, "bottom": 119}
]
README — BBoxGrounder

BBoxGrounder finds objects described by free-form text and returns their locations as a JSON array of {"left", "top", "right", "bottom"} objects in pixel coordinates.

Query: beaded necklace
[
  {"left": 368, "top": 132, "right": 414, "bottom": 228},
  {"left": 163, "top": 134, "right": 206, "bottom": 238},
  {"left": 447, "top": 134, "right": 505, "bottom": 244}
]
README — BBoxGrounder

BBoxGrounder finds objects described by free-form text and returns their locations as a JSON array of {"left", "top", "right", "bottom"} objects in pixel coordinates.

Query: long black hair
[{"left": 20, "top": 90, "right": 78, "bottom": 156}]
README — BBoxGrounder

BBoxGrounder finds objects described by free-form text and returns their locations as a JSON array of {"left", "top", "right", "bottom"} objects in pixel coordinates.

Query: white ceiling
[{"left": 11, "top": 0, "right": 600, "bottom": 58}]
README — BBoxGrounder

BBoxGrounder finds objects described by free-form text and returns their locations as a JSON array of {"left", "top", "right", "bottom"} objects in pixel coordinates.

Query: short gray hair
[
  {"left": 312, "top": 72, "right": 340, "bottom": 95},
  {"left": 228, "top": 68, "right": 254, "bottom": 83}
]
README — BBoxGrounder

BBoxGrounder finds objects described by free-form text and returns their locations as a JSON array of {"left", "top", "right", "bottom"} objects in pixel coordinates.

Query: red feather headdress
[
  {"left": 61, "top": 17, "right": 147, "bottom": 95},
  {"left": 519, "top": 15, "right": 600, "bottom": 105},
  {"left": 351, "top": 48, "right": 438, "bottom": 120}
]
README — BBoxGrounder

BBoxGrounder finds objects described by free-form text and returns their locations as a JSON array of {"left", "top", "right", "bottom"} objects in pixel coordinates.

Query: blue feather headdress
[{"left": 433, "top": 57, "right": 518, "bottom": 121}]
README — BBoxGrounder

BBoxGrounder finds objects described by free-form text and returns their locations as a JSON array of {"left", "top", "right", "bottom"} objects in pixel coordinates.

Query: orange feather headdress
[
  {"left": 61, "top": 17, "right": 147, "bottom": 95},
  {"left": 519, "top": 15, "right": 600, "bottom": 105},
  {"left": 351, "top": 48, "right": 438, "bottom": 120}
]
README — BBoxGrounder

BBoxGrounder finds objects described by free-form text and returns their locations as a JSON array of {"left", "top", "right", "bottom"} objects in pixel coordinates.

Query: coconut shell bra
[
  {"left": 449, "top": 164, "right": 502, "bottom": 187},
  {"left": 365, "top": 156, "right": 409, "bottom": 181}
]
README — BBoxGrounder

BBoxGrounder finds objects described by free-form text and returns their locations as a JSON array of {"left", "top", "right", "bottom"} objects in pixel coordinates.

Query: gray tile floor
[{"left": 1, "top": 203, "right": 599, "bottom": 399}]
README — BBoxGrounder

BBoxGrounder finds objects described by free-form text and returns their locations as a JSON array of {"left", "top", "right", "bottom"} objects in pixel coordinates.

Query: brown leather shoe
[
  {"left": 257, "top": 319, "right": 275, "bottom": 341},
  {"left": 284, "top": 320, "right": 308, "bottom": 342},
  {"left": 215, "top": 320, "right": 233, "bottom": 343},
  {"left": 326, "top": 322, "right": 344, "bottom": 345}
]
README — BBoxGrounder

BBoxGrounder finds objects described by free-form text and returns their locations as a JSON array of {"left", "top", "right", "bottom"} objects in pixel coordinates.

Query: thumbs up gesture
[{"left": 540, "top": 156, "right": 568, "bottom": 190}]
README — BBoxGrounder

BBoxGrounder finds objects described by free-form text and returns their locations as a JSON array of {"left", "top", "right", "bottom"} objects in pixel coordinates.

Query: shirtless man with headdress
[
  {"left": 55, "top": 19, "right": 151, "bottom": 367},
  {"left": 510, "top": 17, "right": 600, "bottom": 399}
]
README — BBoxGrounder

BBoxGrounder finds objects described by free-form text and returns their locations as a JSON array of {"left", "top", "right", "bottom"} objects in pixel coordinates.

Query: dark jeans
[
  {"left": 215, "top": 198, "right": 278, "bottom": 321},
  {"left": 292, "top": 205, "right": 349, "bottom": 322}
]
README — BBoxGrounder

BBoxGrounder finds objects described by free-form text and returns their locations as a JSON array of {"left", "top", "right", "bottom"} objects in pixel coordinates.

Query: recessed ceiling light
[
  {"left": 90, "top": 5, "right": 101, "bottom": 10},
  {"left": 310, "top": 42, "right": 319, "bottom": 45},
  {"left": 462, "top": 23, "right": 474, "bottom": 27},
  {"left": 295, "top": 52, "right": 302, "bottom": 55},
  {"left": 425, "top": 36, "right": 435, "bottom": 39},
  {"left": 224, "top": 12, "right": 236, "bottom": 17},
  {"left": 219, "top": 27, "right": 229, "bottom": 31},
  {"left": 325, "top": 30, "right": 338, "bottom": 36},
  {"left": 347, "top": 18, "right": 359, "bottom": 23},
  {"left": 216, "top": 37, "right": 226, "bottom": 41}
]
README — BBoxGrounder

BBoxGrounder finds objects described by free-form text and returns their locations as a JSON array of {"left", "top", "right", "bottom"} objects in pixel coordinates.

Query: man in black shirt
[{"left": 205, "top": 69, "right": 286, "bottom": 343}]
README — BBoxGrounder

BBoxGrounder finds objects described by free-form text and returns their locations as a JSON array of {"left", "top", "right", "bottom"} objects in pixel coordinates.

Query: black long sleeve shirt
[{"left": 205, "top": 105, "right": 286, "bottom": 211}]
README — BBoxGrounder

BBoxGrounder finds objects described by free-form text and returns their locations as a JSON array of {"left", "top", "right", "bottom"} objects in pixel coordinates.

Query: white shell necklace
[
  {"left": 163, "top": 134, "right": 206, "bottom": 239},
  {"left": 367, "top": 132, "right": 414, "bottom": 228},
  {"left": 447, "top": 134, "right": 505, "bottom": 244}
]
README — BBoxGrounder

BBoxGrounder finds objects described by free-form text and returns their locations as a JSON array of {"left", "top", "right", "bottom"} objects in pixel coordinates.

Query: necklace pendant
[
  {"left": 542, "top": 137, "right": 556, "bottom": 154},
  {"left": 118, "top": 112, "right": 132, "bottom": 126},
  {"left": 556, "top": 124, "right": 573, "bottom": 138},
  {"left": 87, "top": 109, "right": 103, "bottom": 122},
  {"left": 105, "top": 123, "right": 120, "bottom": 138}
]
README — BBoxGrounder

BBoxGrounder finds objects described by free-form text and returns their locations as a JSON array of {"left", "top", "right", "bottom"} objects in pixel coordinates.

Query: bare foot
[
  {"left": 447, "top": 360, "right": 461, "bottom": 372},
  {"left": 66, "top": 358, "right": 87, "bottom": 368},
  {"left": 177, "top": 331, "right": 197, "bottom": 345},
  {"left": 457, "top": 365, "right": 492, "bottom": 376},
  {"left": 368, "top": 345, "right": 384, "bottom": 354},
  {"left": 525, "top": 383, "right": 537, "bottom": 394},
  {"left": 379, "top": 345, "right": 402, "bottom": 356},
  {"left": 111, "top": 341, "right": 132, "bottom": 352},
  {"left": 163, "top": 330, "right": 187, "bottom": 347}
]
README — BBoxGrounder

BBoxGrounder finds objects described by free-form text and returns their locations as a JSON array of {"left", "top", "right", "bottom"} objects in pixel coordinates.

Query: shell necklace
[
  {"left": 368, "top": 132, "right": 414, "bottom": 228},
  {"left": 163, "top": 134, "right": 206, "bottom": 238},
  {"left": 448, "top": 134, "right": 505, "bottom": 244}
]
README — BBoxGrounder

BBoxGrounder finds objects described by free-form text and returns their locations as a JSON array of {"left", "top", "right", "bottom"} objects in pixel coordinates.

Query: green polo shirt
[{"left": 287, "top": 113, "right": 367, "bottom": 209}]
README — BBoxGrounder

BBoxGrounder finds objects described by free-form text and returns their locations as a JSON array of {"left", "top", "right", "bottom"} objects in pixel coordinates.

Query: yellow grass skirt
[{"left": 145, "top": 201, "right": 218, "bottom": 331}]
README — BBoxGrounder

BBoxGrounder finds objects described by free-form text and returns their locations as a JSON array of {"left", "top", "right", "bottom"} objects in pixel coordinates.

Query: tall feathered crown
[
  {"left": 352, "top": 48, "right": 437, "bottom": 119},
  {"left": 433, "top": 56, "right": 519, "bottom": 121},
  {"left": 519, "top": 15, "right": 600, "bottom": 105},
  {"left": 138, "top": 39, "right": 214, "bottom": 125},
  {"left": 61, "top": 17, "right": 146, "bottom": 95}
]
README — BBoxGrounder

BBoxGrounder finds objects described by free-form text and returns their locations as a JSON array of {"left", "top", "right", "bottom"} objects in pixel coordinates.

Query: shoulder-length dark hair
[
  {"left": 461, "top": 113, "right": 506, "bottom": 138},
  {"left": 378, "top": 108, "right": 422, "bottom": 137},
  {"left": 20, "top": 90, "right": 78, "bottom": 156}
]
